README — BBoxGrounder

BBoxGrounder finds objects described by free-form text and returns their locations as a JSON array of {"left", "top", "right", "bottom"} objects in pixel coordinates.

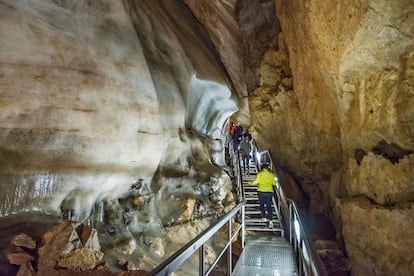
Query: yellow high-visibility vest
[{"left": 249, "top": 169, "right": 276, "bottom": 192}]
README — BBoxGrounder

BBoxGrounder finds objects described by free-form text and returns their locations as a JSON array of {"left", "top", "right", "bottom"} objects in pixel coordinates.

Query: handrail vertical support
[
  {"left": 227, "top": 219, "right": 232, "bottom": 275},
  {"left": 199, "top": 244, "right": 204, "bottom": 275},
  {"left": 289, "top": 203, "right": 293, "bottom": 244},
  {"left": 241, "top": 205, "right": 245, "bottom": 249},
  {"left": 299, "top": 240, "right": 303, "bottom": 276}
]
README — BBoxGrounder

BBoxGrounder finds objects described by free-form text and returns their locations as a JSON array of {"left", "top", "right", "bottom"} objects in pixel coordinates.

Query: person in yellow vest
[{"left": 249, "top": 163, "right": 277, "bottom": 228}]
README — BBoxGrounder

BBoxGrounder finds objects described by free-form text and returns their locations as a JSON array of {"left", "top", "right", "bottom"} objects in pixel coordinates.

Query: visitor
[
  {"left": 233, "top": 123, "right": 243, "bottom": 151},
  {"left": 244, "top": 129, "right": 252, "bottom": 142},
  {"left": 239, "top": 134, "right": 251, "bottom": 175},
  {"left": 249, "top": 163, "right": 277, "bottom": 228},
  {"left": 229, "top": 121, "right": 236, "bottom": 138}
]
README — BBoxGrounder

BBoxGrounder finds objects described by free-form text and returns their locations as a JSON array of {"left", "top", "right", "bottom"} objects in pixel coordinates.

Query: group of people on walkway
[
  {"left": 228, "top": 121, "right": 277, "bottom": 229},
  {"left": 228, "top": 121, "right": 252, "bottom": 174}
]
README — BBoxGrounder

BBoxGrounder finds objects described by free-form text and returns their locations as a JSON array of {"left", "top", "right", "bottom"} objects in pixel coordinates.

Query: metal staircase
[
  {"left": 149, "top": 138, "right": 328, "bottom": 276},
  {"left": 242, "top": 157, "right": 284, "bottom": 236}
]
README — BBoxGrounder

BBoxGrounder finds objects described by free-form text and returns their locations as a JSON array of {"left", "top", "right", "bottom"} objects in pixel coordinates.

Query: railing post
[
  {"left": 241, "top": 205, "right": 245, "bottom": 249},
  {"left": 227, "top": 219, "right": 232, "bottom": 275},
  {"left": 199, "top": 244, "right": 204, "bottom": 275},
  {"left": 298, "top": 240, "right": 303, "bottom": 276},
  {"left": 277, "top": 186, "right": 282, "bottom": 217},
  {"left": 289, "top": 203, "right": 293, "bottom": 244}
]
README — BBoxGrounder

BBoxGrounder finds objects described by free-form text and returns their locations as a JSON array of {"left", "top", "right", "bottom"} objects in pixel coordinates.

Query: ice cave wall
[{"left": 0, "top": 0, "right": 237, "bottom": 219}]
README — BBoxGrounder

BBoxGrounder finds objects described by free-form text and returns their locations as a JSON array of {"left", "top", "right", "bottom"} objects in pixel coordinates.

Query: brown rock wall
[
  {"left": 263, "top": 0, "right": 414, "bottom": 274},
  {"left": 345, "top": 153, "right": 414, "bottom": 206},
  {"left": 341, "top": 198, "right": 414, "bottom": 275},
  {"left": 230, "top": 0, "right": 414, "bottom": 274},
  {"left": 181, "top": 0, "right": 251, "bottom": 124}
]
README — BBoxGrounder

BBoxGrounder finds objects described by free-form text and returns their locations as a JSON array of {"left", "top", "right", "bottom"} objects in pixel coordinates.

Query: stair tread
[
  {"left": 245, "top": 222, "right": 281, "bottom": 226},
  {"left": 234, "top": 156, "right": 285, "bottom": 237},
  {"left": 246, "top": 227, "right": 284, "bottom": 233}
]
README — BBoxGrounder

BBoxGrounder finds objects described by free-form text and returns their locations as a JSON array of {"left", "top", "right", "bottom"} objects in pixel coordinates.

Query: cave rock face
[
  {"left": 185, "top": 0, "right": 413, "bottom": 274},
  {"left": 241, "top": 0, "right": 413, "bottom": 274}
]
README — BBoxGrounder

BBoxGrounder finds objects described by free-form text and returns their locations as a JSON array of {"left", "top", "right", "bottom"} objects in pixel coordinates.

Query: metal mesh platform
[{"left": 232, "top": 237, "right": 298, "bottom": 276}]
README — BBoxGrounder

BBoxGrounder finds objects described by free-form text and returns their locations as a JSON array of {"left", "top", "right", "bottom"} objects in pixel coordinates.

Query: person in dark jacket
[
  {"left": 233, "top": 123, "right": 243, "bottom": 151},
  {"left": 239, "top": 134, "right": 251, "bottom": 175},
  {"left": 244, "top": 129, "right": 252, "bottom": 142}
]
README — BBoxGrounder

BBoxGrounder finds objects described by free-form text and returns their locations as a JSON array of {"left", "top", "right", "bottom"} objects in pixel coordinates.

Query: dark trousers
[
  {"left": 242, "top": 153, "right": 249, "bottom": 172},
  {"left": 258, "top": 192, "right": 273, "bottom": 220}
]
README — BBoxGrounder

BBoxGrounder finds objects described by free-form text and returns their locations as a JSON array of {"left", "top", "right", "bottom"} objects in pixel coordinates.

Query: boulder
[
  {"left": 57, "top": 247, "right": 104, "bottom": 271},
  {"left": 10, "top": 233, "right": 36, "bottom": 249},
  {"left": 38, "top": 222, "right": 103, "bottom": 273},
  {"left": 7, "top": 249, "right": 34, "bottom": 265},
  {"left": 16, "top": 262, "right": 35, "bottom": 276}
]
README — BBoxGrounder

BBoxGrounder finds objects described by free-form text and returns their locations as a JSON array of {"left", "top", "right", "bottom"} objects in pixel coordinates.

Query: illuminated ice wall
[{"left": 0, "top": 0, "right": 238, "bottom": 221}]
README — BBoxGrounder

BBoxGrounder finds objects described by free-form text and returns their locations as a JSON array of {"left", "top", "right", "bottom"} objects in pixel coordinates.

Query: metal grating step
[
  {"left": 245, "top": 211, "right": 278, "bottom": 216},
  {"left": 245, "top": 224, "right": 283, "bottom": 232},
  {"left": 245, "top": 224, "right": 282, "bottom": 230},
  {"left": 245, "top": 227, "right": 284, "bottom": 235},
  {"left": 232, "top": 238, "right": 296, "bottom": 276},
  {"left": 245, "top": 219, "right": 280, "bottom": 223}
]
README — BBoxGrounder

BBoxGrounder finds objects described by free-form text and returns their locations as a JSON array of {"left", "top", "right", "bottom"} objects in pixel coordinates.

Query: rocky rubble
[
  {"left": 6, "top": 233, "right": 37, "bottom": 276},
  {"left": 4, "top": 216, "right": 238, "bottom": 275},
  {"left": 4, "top": 223, "right": 149, "bottom": 275},
  {"left": 314, "top": 240, "right": 351, "bottom": 276},
  {"left": 37, "top": 222, "right": 106, "bottom": 273}
]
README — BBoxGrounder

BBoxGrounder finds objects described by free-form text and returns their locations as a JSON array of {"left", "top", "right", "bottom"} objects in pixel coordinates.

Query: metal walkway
[
  {"left": 233, "top": 235, "right": 297, "bottom": 276},
  {"left": 232, "top": 155, "right": 297, "bottom": 275}
]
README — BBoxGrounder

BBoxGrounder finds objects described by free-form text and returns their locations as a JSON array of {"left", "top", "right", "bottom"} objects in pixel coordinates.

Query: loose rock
[
  {"left": 57, "top": 247, "right": 104, "bottom": 271},
  {"left": 10, "top": 233, "right": 36, "bottom": 249},
  {"left": 16, "top": 262, "right": 35, "bottom": 276},
  {"left": 7, "top": 249, "right": 34, "bottom": 266}
]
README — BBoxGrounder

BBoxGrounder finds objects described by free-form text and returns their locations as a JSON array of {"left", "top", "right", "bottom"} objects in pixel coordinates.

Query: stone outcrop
[
  {"left": 341, "top": 198, "right": 414, "bottom": 275},
  {"left": 182, "top": 0, "right": 250, "bottom": 124}
]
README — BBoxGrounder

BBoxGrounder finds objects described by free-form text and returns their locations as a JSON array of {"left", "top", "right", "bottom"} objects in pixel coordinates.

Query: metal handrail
[
  {"left": 253, "top": 145, "right": 328, "bottom": 276},
  {"left": 149, "top": 138, "right": 245, "bottom": 276},
  {"left": 230, "top": 141, "right": 244, "bottom": 203},
  {"left": 288, "top": 199, "right": 327, "bottom": 276},
  {"left": 149, "top": 202, "right": 245, "bottom": 276}
]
